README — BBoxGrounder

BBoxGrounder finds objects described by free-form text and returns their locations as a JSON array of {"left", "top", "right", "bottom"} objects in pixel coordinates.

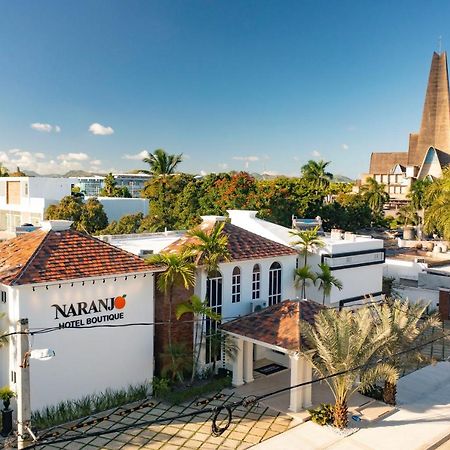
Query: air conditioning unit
[
  {"left": 251, "top": 300, "right": 267, "bottom": 313},
  {"left": 138, "top": 249, "right": 154, "bottom": 257}
]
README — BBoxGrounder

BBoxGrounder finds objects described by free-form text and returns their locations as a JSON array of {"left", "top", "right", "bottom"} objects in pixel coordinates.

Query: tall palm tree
[
  {"left": 176, "top": 295, "right": 221, "bottom": 382},
  {"left": 300, "top": 160, "right": 333, "bottom": 190},
  {"left": 372, "top": 300, "right": 440, "bottom": 405},
  {"left": 142, "top": 149, "right": 183, "bottom": 176},
  {"left": 185, "top": 221, "right": 231, "bottom": 379},
  {"left": 289, "top": 226, "right": 325, "bottom": 266},
  {"left": 360, "top": 177, "right": 389, "bottom": 216},
  {"left": 315, "top": 263, "right": 343, "bottom": 305},
  {"left": 424, "top": 168, "right": 450, "bottom": 239},
  {"left": 147, "top": 250, "right": 196, "bottom": 381},
  {"left": 396, "top": 203, "right": 418, "bottom": 227},
  {"left": 294, "top": 265, "right": 317, "bottom": 299},
  {"left": 301, "top": 307, "right": 397, "bottom": 429}
]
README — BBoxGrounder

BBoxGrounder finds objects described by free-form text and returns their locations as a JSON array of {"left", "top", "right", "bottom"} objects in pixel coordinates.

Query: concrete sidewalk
[{"left": 252, "top": 362, "right": 450, "bottom": 450}]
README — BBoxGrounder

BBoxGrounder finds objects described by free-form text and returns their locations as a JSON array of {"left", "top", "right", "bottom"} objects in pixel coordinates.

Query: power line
[{"left": 22, "top": 327, "right": 450, "bottom": 448}]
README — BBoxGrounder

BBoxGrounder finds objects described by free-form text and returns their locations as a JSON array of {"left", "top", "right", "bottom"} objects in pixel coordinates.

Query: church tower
[{"left": 408, "top": 51, "right": 450, "bottom": 166}]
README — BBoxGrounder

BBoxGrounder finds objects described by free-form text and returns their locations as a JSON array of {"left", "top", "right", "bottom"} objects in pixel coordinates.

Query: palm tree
[
  {"left": 424, "top": 168, "right": 450, "bottom": 239},
  {"left": 147, "top": 250, "right": 196, "bottom": 381},
  {"left": 360, "top": 177, "right": 389, "bottom": 216},
  {"left": 185, "top": 221, "right": 231, "bottom": 379},
  {"left": 372, "top": 300, "right": 440, "bottom": 405},
  {"left": 289, "top": 226, "right": 325, "bottom": 266},
  {"left": 315, "top": 263, "right": 343, "bottom": 306},
  {"left": 300, "top": 160, "right": 333, "bottom": 190},
  {"left": 408, "top": 179, "right": 431, "bottom": 227},
  {"left": 176, "top": 295, "right": 221, "bottom": 382},
  {"left": 0, "top": 163, "right": 9, "bottom": 177},
  {"left": 294, "top": 265, "right": 317, "bottom": 299},
  {"left": 142, "top": 149, "right": 183, "bottom": 176},
  {"left": 396, "top": 203, "right": 418, "bottom": 227},
  {"left": 301, "top": 307, "right": 398, "bottom": 429}
]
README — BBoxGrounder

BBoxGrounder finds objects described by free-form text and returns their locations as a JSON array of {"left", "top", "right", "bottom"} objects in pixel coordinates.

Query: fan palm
[
  {"left": 316, "top": 263, "right": 343, "bottom": 306},
  {"left": 147, "top": 250, "right": 196, "bottom": 379},
  {"left": 142, "top": 149, "right": 183, "bottom": 176},
  {"left": 301, "top": 307, "right": 398, "bottom": 429},
  {"left": 300, "top": 160, "right": 333, "bottom": 190},
  {"left": 360, "top": 177, "right": 389, "bottom": 216},
  {"left": 176, "top": 295, "right": 221, "bottom": 382},
  {"left": 371, "top": 299, "right": 441, "bottom": 405},
  {"left": 289, "top": 226, "right": 325, "bottom": 266},
  {"left": 294, "top": 265, "right": 317, "bottom": 299}
]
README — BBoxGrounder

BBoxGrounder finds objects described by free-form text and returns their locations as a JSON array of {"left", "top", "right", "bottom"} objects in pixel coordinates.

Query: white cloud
[
  {"left": 30, "top": 123, "right": 61, "bottom": 133},
  {"left": 341, "top": 144, "right": 349, "bottom": 150},
  {"left": 89, "top": 122, "right": 114, "bottom": 136},
  {"left": 218, "top": 163, "right": 228, "bottom": 170},
  {"left": 312, "top": 150, "right": 321, "bottom": 158},
  {"left": 122, "top": 150, "right": 150, "bottom": 160},
  {"left": 232, "top": 156, "right": 259, "bottom": 162},
  {"left": 57, "top": 152, "right": 89, "bottom": 161},
  {"left": 0, "top": 148, "right": 106, "bottom": 174}
]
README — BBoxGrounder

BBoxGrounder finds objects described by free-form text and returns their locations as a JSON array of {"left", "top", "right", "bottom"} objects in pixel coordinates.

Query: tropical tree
[
  {"left": 99, "top": 173, "right": 131, "bottom": 198},
  {"left": 300, "top": 160, "right": 333, "bottom": 190},
  {"left": 0, "top": 163, "right": 9, "bottom": 177},
  {"left": 396, "top": 203, "right": 419, "bottom": 227},
  {"left": 424, "top": 168, "right": 450, "bottom": 239},
  {"left": 142, "top": 149, "right": 183, "bottom": 176},
  {"left": 148, "top": 250, "right": 196, "bottom": 381},
  {"left": 208, "top": 331, "right": 238, "bottom": 375},
  {"left": 294, "top": 265, "right": 316, "bottom": 299},
  {"left": 408, "top": 178, "right": 432, "bottom": 227},
  {"left": 360, "top": 177, "right": 389, "bottom": 216},
  {"left": 176, "top": 295, "right": 221, "bottom": 382},
  {"left": 289, "top": 226, "right": 324, "bottom": 266},
  {"left": 301, "top": 307, "right": 398, "bottom": 429},
  {"left": 184, "top": 221, "right": 231, "bottom": 379},
  {"left": 371, "top": 300, "right": 440, "bottom": 405},
  {"left": 315, "top": 263, "right": 343, "bottom": 306}
]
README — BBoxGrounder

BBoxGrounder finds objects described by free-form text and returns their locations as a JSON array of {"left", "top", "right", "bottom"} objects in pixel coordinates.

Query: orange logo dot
[{"left": 114, "top": 295, "right": 126, "bottom": 309}]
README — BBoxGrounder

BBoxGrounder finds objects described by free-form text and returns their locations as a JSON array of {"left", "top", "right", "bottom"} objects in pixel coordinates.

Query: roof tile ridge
[
  {"left": 69, "top": 229, "right": 155, "bottom": 267},
  {"left": 11, "top": 230, "right": 51, "bottom": 286}
]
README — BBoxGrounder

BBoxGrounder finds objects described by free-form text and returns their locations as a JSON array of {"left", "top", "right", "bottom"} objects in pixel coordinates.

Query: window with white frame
[
  {"left": 268, "top": 262, "right": 282, "bottom": 306},
  {"left": 205, "top": 270, "right": 222, "bottom": 365},
  {"left": 252, "top": 264, "right": 261, "bottom": 300},
  {"left": 231, "top": 266, "right": 241, "bottom": 303}
]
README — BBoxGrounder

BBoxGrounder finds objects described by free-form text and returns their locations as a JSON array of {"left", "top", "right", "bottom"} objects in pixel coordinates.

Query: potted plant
[{"left": 0, "top": 386, "right": 15, "bottom": 437}]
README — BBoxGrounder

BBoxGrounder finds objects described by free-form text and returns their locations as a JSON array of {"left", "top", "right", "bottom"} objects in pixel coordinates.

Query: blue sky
[{"left": 0, "top": 0, "right": 449, "bottom": 178}]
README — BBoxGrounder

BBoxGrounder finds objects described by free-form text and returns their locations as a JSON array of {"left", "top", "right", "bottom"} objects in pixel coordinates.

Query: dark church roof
[{"left": 369, "top": 152, "right": 409, "bottom": 174}]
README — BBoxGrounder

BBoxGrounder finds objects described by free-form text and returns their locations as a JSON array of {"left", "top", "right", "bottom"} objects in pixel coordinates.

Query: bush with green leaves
[
  {"left": 308, "top": 403, "right": 334, "bottom": 426},
  {"left": 151, "top": 377, "right": 171, "bottom": 398},
  {"left": 0, "top": 386, "right": 16, "bottom": 410}
]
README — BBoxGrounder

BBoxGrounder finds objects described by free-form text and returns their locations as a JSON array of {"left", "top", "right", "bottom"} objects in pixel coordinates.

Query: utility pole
[{"left": 17, "top": 318, "right": 31, "bottom": 449}]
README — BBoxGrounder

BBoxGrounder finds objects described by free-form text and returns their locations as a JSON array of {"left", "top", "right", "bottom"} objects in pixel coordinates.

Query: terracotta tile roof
[
  {"left": 221, "top": 299, "right": 324, "bottom": 352},
  {"left": 369, "top": 152, "right": 409, "bottom": 174},
  {"left": 163, "top": 220, "right": 297, "bottom": 262},
  {"left": 0, "top": 229, "right": 161, "bottom": 286}
]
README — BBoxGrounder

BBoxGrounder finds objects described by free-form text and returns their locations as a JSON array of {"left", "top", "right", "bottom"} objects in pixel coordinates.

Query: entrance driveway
[{"left": 31, "top": 391, "right": 293, "bottom": 449}]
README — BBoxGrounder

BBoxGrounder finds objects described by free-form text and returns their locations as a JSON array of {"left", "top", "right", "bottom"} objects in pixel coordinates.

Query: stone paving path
[{"left": 32, "top": 392, "right": 293, "bottom": 449}]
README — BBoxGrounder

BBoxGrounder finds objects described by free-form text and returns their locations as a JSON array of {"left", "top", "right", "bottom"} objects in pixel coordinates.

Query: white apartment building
[
  {"left": 77, "top": 173, "right": 152, "bottom": 198},
  {"left": 0, "top": 177, "right": 76, "bottom": 233}
]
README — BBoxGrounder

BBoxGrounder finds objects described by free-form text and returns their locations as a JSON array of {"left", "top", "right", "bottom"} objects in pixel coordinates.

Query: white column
[
  {"left": 289, "top": 353, "right": 303, "bottom": 412},
  {"left": 301, "top": 356, "right": 313, "bottom": 408},
  {"left": 17, "top": 318, "right": 31, "bottom": 449},
  {"left": 243, "top": 341, "right": 254, "bottom": 383},
  {"left": 232, "top": 338, "right": 244, "bottom": 387}
]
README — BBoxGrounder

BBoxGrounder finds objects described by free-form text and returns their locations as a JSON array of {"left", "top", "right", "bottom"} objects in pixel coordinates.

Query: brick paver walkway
[{"left": 33, "top": 392, "right": 293, "bottom": 449}]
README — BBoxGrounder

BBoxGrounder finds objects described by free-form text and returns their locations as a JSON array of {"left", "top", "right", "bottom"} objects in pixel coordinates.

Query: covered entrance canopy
[{"left": 221, "top": 299, "right": 324, "bottom": 413}]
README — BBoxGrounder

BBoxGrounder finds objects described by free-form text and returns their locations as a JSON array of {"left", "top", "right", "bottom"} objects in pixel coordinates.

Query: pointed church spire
[{"left": 409, "top": 51, "right": 450, "bottom": 165}]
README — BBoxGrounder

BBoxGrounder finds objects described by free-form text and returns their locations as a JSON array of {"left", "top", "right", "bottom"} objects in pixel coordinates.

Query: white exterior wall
[
  {"left": 0, "top": 177, "right": 75, "bottom": 231},
  {"left": 384, "top": 258, "right": 427, "bottom": 281},
  {"left": 2, "top": 273, "right": 155, "bottom": 412},
  {"left": 88, "top": 197, "right": 149, "bottom": 222},
  {"left": 395, "top": 286, "right": 440, "bottom": 308}
]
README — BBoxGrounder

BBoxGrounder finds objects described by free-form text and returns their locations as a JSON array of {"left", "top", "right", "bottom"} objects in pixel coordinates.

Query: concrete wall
[
  {"left": 384, "top": 258, "right": 427, "bottom": 281},
  {"left": 395, "top": 286, "right": 440, "bottom": 308},
  {"left": 418, "top": 271, "right": 450, "bottom": 290},
  {"left": 2, "top": 274, "right": 155, "bottom": 411},
  {"left": 89, "top": 197, "right": 149, "bottom": 222}
]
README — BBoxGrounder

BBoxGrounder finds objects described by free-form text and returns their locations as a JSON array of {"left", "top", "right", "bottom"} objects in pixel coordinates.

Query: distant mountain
[
  {"left": 332, "top": 174, "right": 354, "bottom": 183},
  {"left": 64, "top": 170, "right": 105, "bottom": 177}
]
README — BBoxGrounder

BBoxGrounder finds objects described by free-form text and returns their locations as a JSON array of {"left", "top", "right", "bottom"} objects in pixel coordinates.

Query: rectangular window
[
  {"left": 268, "top": 266, "right": 282, "bottom": 306},
  {"left": 205, "top": 275, "right": 222, "bottom": 365},
  {"left": 231, "top": 272, "right": 241, "bottom": 303},
  {"left": 252, "top": 270, "right": 260, "bottom": 300}
]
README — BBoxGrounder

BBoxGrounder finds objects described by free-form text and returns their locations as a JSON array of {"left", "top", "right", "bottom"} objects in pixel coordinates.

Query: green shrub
[
  {"left": 359, "top": 384, "right": 384, "bottom": 401},
  {"left": 152, "top": 377, "right": 171, "bottom": 398},
  {"left": 0, "top": 386, "right": 16, "bottom": 410},
  {"left": 308, "top": 403, "right": 334, "bottom": 426},
  {"left": 31, "top": 382, "right": 149, "bottom": 430}
]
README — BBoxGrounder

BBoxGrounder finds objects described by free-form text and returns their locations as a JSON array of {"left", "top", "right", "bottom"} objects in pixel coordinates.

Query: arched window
[
  {"left": 268, "top": 262, "right": 282, "bottom": 306},
  {"left": 252, "top": 264, "right": 261, "bottom": 300},
  {"left": 206, "top": 270, "right": 222, "bottom": 364},
  {"left": 231, "top": 267, "right": 241, "bottom": 303}
]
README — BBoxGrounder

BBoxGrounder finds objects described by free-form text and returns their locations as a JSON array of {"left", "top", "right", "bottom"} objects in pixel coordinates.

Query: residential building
[
  {"left": 228, "top": 210, "right": 384, "bottom": 307},
  {"left": 76, "top": 173, "right": 152, "bottom": 198},
  {"left": 360, "top": 52, "right": 450, "bottom": 202},
  {"left": 0, "top": 220, "right": 161, "bottom": 411},
  {"left": 0, "top": 177, "right": 76, "bottom": 233}
]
